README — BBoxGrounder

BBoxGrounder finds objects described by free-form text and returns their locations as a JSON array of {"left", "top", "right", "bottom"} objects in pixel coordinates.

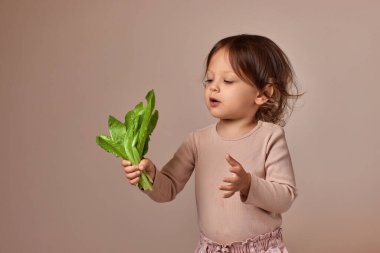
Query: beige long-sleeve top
[{"left": 145, "top": 120, "right": 297, "bottom": 244}]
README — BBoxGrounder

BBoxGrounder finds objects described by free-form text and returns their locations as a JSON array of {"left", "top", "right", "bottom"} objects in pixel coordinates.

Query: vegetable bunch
[{"left": 96, "top": 90, "right": 159, "bottom": 191}]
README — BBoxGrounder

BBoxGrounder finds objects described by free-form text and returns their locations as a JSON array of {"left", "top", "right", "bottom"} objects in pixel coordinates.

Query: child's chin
[{"left": 209, "top": 112, "right": 224, "bottom": 119}]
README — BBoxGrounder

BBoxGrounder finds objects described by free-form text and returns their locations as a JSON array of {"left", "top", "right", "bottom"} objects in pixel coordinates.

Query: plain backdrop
[{"left": 1, "top": 0, "right": 379, "bottom": 252}]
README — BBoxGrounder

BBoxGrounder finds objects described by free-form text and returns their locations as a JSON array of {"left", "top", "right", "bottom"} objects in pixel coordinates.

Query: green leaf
[
  {"left": 137, "top": 90, "right": 155, "bottom": 155},
  {"left": 147, "top": 110, "right": 159, "bottom": 136},
  {"left": 134, "top": 109, "right": 144, "bottom": 136},
  {"left": 123, "top": 134, "right": 136, "bottom": 165},
  {"left": 132, "top": 133, "right": 139, "bottom": 148},
  {"left": 125, "top": 111, "right": 137, "bottom": 142},
  {"left": 124, "top": 110, "right": 135, "bottom": 130},
  {"left": 142, "top": 136, "right": 150, "bottom": 157},
  {"left": 125, "top": 103, "right": 143, "bottom": 130},
  {"left": 132, "top": 146, "right": 141, "bottom": 164},
  {"left": 145, "top": 89, "right": 155, "bottom": 109},
  {"left": 96, "top": 135, "right": 127, "bottom": 159},
  {"left": 135, "top": 101, "right": 144, "bottom": 110},
  {"left": 108, "top": 115, "right": 126, "bottom": 144},
  {"left": 141, "top": 108, "right": 159, "bottom": 157},
  {"left": 134, "top": 102, "right": 145, "bottom": 115}
]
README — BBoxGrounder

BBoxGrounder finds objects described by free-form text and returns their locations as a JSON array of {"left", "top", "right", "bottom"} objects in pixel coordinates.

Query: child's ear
[{"left": 255, "top": 84, "right": 274, "bottom": 105}]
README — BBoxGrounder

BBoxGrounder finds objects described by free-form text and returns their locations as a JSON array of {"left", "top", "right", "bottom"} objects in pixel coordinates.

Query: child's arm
[
  {"left": 122, "top": 132, "right": 196, "bottom": 202},
  {"left": 242, "top": 126, "right": 297, "bottom": 213}
]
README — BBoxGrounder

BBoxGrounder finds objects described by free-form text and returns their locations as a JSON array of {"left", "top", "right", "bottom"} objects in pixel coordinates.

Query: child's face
[{"left": 204, "top": 48, "right": 260, "bottom": 121}]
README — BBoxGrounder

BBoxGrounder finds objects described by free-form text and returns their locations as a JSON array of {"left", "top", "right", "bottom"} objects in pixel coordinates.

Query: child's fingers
[
  {"left": 138, "top": 158, "right": 156, "bottom": 182},
  {"left": 121, "top": 160, "right": 131, "bottom": 166},
  {"left": 129, "top": 177, "right": 140, "bottom": 185},
  {"left": 223, "top": 191, "right": 236, "bottom": 198},
  {"left": 225, "top": 154, "right": 241, "bottom": 167},
  {"left": 219, "top": 184, "right": 235, "bottom": 191},
  {"left": 125, "top": 169, "right": 140, "bottom": 180},
  {"left": 229, "top": 166, "right": 245, "bottom": 175},
  {"left": 124, "top": 165, "right": 139, "bottom": 173},
  {"left": 223, "top": 176, "right": 238, "bottom": 184},
  {"left": 139, "top": 159, "right": 151, "bottom": 171}
]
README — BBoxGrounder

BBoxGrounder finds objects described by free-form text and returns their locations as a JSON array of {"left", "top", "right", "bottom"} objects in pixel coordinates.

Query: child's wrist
[
  {"left": 150, "top": 164, "right": 157, "bottom": 182},
  {"left": 241, "top": 172, "right": 251, "bottom": 197}
]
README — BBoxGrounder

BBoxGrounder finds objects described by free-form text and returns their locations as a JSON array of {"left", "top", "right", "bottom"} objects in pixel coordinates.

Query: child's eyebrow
[{"left": 207, "top": 69, "right": 235, "bottom": 74}]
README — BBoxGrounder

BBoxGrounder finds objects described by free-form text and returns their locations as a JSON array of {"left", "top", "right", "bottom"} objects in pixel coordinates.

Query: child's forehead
[
  {"left": 207, "top": 48, "right": 237, "bottom": 74},
  {"left": 206, "top": 69, "right": 235, "bottom": 74}
]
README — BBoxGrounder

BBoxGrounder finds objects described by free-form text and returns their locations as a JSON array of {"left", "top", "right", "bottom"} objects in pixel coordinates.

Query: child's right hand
[{"left": 121, "top": 158, "right": 156, "bottom": 186}]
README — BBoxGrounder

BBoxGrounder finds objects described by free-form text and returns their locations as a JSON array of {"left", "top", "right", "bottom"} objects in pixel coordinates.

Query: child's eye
[
  {"left": 203, "top": 79, "right": 213, "bottom": 85},
  {"left": 224, "top": 80, "right": 234, "bottom": 84}
]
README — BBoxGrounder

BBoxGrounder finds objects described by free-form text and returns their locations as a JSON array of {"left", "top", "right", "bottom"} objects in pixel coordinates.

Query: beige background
[{"left": 1, "top": 0, "right": 379, "bottom": 252}]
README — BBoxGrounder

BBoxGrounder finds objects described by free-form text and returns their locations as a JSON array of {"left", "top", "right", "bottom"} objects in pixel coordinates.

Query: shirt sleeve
[
  {"left": 142, "top": 132, "right": 196, "bottom": 202},
  {"left": 241, "top": 126, "right": 297, "bottom": 213}
]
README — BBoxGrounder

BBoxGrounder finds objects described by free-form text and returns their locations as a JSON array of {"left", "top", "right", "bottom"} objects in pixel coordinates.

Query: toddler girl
[{"left": 122, "top": 34, "right": 302, "bottom": 253}]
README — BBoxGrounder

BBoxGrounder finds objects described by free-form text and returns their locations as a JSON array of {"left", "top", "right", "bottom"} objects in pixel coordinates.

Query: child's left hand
[{"left": 219, "top": 154, "right": 251, "bottom": 198}]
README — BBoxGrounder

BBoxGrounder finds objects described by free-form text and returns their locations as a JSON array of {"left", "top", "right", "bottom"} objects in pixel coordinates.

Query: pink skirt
[{"left": 194, "top": 227, "right": 288, "bottom": 253}]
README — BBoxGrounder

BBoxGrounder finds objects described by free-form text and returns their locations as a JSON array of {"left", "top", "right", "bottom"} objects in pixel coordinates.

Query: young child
[{"left": 122, "top": 34, "right": 302, "bottom": 253}]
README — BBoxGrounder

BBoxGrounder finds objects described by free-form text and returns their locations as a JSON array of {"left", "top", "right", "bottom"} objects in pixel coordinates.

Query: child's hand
[
  {"left": 121, "top": 158, "right": 156, "bottom": 187},
  {"left": 219, "top": 154, "right": 251, "bottom": 198}
]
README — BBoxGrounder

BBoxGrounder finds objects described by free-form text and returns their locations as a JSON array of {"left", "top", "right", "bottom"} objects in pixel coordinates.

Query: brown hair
[{"left": 204, "top": 34, "right": 303, "bottom": 126}]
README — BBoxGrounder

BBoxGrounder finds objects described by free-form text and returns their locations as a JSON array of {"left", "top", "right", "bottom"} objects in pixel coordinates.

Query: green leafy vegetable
[{"left": 96, "top": 90, "right": 159, "bottom": 191}]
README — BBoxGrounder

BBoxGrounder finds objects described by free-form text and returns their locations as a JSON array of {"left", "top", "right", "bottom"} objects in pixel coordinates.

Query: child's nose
[{"left": 209, "top": 80, "right": 220, "bottom": 92}]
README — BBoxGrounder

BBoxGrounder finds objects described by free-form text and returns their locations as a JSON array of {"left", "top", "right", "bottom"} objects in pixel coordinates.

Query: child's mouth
[{"left": 209, "top": 98, "right": 220, "bottom": 107}]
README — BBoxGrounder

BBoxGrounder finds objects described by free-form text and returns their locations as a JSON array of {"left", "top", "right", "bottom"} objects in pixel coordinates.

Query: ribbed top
[{"left": 145, "top": 121, "right": 297, "bottom": 244}]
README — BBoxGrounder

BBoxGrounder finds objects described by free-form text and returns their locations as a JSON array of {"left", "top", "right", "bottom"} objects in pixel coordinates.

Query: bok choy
[{"left": 96, "top": 89, "right": 159, "bottom": 191}]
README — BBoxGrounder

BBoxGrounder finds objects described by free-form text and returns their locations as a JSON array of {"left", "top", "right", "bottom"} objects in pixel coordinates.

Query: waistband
[{"left": 198, "top": 228, "right": 284, "bottom": 253}]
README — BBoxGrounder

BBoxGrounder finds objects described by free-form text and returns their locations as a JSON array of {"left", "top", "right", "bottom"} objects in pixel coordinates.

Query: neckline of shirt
[{"left": 213, "top": 120, "right": 263, "bottom": 141}]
